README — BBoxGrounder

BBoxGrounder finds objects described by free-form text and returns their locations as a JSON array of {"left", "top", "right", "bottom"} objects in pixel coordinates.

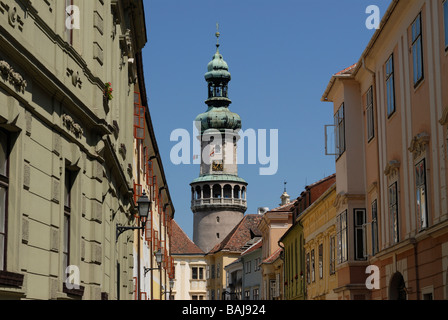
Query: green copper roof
[
  {"left": 191, "top": 174, "right": 247, "bottom": 185},
  {"left": 195, "top": 106, "right": 242, "bottom": 133},
  {"left": 205, "top": 49, "right": 231, "bottom": 81}
]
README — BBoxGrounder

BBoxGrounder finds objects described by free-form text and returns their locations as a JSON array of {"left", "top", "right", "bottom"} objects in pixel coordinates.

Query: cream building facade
[{"left": 0, "top": 0, "right": 162, "bottom": 300}]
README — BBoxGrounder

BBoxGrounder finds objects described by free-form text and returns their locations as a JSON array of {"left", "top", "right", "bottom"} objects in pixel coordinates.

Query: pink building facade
[{"left": 322, "top": 0, "right": 448, "bottom": 300}]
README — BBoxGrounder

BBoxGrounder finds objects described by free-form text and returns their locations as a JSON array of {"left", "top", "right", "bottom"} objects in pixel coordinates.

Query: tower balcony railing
[{"left": 191, "top": 198, "right": 247, "bottom": 207}]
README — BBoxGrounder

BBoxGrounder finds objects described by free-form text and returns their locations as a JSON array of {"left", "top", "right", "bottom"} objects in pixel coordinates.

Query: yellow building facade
[{"left": 301, "top": 184, "right": 338, "bottom": 300}]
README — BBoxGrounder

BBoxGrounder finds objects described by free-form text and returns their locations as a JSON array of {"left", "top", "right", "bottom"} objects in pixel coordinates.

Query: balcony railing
[{"left": 191, "top": 198, "right": 247, "bottom": 207}]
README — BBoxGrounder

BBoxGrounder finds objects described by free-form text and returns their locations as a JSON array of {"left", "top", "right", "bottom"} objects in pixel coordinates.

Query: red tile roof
[
  {"left": 170, "top": 220, "right": 204, "bottom": 255},
  {"left": 262, "top": 248, "right": 283, "bottom": 264},
  {"left": 334, "top": 63, "right": 357, "bottom": 76},
  {"left": 208, "top": 214, "right": 263, "bottom": 254}
]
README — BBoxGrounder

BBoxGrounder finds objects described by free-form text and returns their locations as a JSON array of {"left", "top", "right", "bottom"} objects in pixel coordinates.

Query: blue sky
[{"left": 142, "top": 0, "right": 392, "bottom": 239}]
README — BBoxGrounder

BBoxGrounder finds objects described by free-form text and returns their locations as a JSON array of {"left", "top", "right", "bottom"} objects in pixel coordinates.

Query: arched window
[
  {"left": 203, "top": 185, "right": 211, "bottom": 199},
  {"left": 241, "top": 187, "right": 246, "bottom": 200},
  {"left": 234, "top": 186, "right": 241, "bottom": 199},
  {"left": 213, "top": 185, "right": 222, "bottom": 199},
  {"left": 389, "top": 272, "right": 407, "bottom": 300},
  {"left": 223, "top": 185, "right": 232, "bottom": 199},
  {"left": 195, "top": 186, "right": 201, "bottom": 200}
]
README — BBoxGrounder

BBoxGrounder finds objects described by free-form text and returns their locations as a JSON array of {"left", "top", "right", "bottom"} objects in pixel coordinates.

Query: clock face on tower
[{"left": 212, "top": 161, "right": 224, "bottom": 172}]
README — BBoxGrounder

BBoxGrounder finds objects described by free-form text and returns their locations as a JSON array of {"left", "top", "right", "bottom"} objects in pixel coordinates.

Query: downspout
[
  {"left": 412, "top": 238, "right": 420, "bottom": 300},
  {"left": 278, "top": 240, "right": 285, "bottom": 300}
]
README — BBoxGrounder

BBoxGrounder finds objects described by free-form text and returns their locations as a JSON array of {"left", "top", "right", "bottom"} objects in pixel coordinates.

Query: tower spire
[{"left": 215, "top": 22, "right": 220, "bottom": 51}]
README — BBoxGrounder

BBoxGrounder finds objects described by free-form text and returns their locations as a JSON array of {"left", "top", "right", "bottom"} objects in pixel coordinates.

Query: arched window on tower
[
  {"left": 213, "top": 185, "right": 222, "bottom": 199},
  {"left": 195, "top": 186, "right": 202, "bottom": 200},
  {"left": 223, "top": 185, "right": 232, "bottom": 199},
  {"left": 203, "top": 185, "right": 211, "bottom": 199},
  {"left": 234, "top": 186, "right": 241, "bottom": 199},
  {"left": 241, "top": 187, "right": 246, "bottom": 200}
]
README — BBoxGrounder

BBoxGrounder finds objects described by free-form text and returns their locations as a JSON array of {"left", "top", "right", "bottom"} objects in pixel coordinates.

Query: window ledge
[
  {"left": 0, "top": 270, "right": 24, "bottom": 288},
  {"left": 63, "top": 283, "right": 85, "bottom": 297}
]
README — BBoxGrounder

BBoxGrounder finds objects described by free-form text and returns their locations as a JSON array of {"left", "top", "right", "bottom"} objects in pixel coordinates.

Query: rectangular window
[
  {"left": 389, "top": 182, "right": 399, "bottom": 244},
  {"left": 0, "top": 130, "right": 9, "bottom": 272},
  {"left": 416, "top": 159, "right": 428, "bottom": 231},
  {"left": 386, "top": 55, "right": 396, "bottom": 117},
  {"left": 366, "top": 86, "right": 375, "bottom": 141},
  {"left": 63, "top": 170, "right": 72, "bottom": 278},
  {"left": 318, "top": 244, "right": 323, "bottom": 279},
  {"left": 337, "top": 211, "right": 348, "bottom": 264},
  {"left": 192, "top": 267, "right": 198, "bottom": 280},
  {"left": 244, "top": 290, "right": 250, "bottom": 300},
  {"left": 334, "top": 104, "right": 346, "bottom": 157},
  {"left": 444, "top": 0, "right": 448, "bottom": 49},
  {"left": 306, "top": 252, "right": 310, "bottom": 284},
  {"left": 329, "top": 236, "right": 336, "bottom": 275},
  {"left": 311, "top": 249, "right": 315, "bottom": 282},
  {"left": 245, "top": 261, "right": 251, "bottom": 274},
  {"left": 412, "top": 14, "right": 424, "bottom": 86},
  {"left": 354, "top": 209, "right": 367, "bottom": 260},
  {"left": 253, "top": 288, "right": 259, "bottom": 300},
  {"left": 372, "top": 200, "right": 379, "bottom": 256}
]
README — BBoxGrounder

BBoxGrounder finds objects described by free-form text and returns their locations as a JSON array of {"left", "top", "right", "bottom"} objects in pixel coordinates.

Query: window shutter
[
  {"left": 134, "top": 92, "right": 145, "bottom": 140},
  {"left": 133, "top": 181, "right": 143, "bottom": 205}
]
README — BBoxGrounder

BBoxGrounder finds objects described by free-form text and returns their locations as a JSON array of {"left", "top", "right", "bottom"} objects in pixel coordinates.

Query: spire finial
[
  {"left": 284, "top": 180, "right": 287, "bottom": 193},
  {"left": 215, "top": 22, "right": 220, "bottom": 50}
]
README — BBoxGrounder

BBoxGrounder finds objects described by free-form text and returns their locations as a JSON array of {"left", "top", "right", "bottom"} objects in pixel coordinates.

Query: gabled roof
[
  {"left": 262, "top": 248, "right": 283, "bottom": 264},
  {"left": 268, "top": 199, "right": 298, "bottom": 213},
  {"left": 208, "top": 214, "right": 262, "bottom": 254},
  {"left": 170, "top": 220, "right": 204, "bottom": 255},
  {"left": 241, "top": 238, "right": 263, "bottom": 257}
]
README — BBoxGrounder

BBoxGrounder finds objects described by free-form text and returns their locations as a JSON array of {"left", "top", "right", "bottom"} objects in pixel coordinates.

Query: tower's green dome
[
  {"left": 205, "top": 49, "right": 231, "bottom": 81},
  {"left": 195, "top": 107, "right": 242, "bottom": 133}
]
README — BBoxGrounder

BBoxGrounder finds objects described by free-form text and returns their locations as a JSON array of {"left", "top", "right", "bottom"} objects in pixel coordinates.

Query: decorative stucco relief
[
  {"left": 62, "top": 114, "right": 84, "bottom": 139},
  {"left": 0, "top": 60, "right": 27, "bottom": 93},
  {"left": 408, "top": 132, "right": 430, "bottom": 160}
]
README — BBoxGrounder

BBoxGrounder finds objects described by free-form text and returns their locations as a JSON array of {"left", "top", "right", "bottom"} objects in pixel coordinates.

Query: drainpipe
[
  {"left": 412, "top": 238, "right": 420, "bottom": 300},
  {"left": 278, "top": 240, "right": 285, "bottom": 300}
]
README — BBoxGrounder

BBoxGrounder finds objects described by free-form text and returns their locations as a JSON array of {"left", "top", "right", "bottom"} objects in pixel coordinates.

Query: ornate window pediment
[
  {"left": 408, "top": 132, "right": 430, "bottom": 160},
  {"left": 384, "top": 160, "right": 401, "bottom": 178}
]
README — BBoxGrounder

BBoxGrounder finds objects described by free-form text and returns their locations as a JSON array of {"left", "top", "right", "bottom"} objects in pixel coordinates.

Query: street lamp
[
  {"left": 144, "top": 249, "right": 164, "bottom": 276},
  {"left": 161, "top": 277, "right": 175, "bottom": 299},
  {"left": 116, "top": 191, "right": 151, "bottom": 242}
]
